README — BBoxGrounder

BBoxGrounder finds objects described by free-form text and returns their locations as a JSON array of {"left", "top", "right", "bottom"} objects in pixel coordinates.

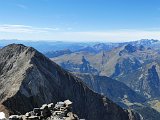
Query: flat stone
[
  {"left": 9, "top": 115, "right": 22, "bottom": 120},
  {"left": 26, "top": 116, "right": 39, "bottom": 120},
  {"left": 25, "top": 112, "right": 31, "bottom": 117},
  {"left": 64, "top": 100, "right": 72, "bottom": 106},
  {"left": 40, "top": 104, "right": 48, "bottom": 110},
  {"left": 54, "top": 102, "right": 65, "bottom": 110},
  {"left": 48, "top": 103, "right": 54, "bottom": 109}
]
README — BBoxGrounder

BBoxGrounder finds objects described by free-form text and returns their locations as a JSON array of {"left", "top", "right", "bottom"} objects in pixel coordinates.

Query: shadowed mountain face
[
  {"left": 0, "top": 44, "right": 139, "bottom": 120},
  {"left": 52, "top": 44, "right": 160, "bottom": 99},
  {"left": 135, "top": 107, "right": 160, "bottom": 120},
  {"left": 73, "top": 73, "right": 146, "bottom": 108}
]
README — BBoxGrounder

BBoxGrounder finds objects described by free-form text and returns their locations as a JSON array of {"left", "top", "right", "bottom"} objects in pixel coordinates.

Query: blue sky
[{"left": 0, "top": 0, "right": 160, "bottom": 42}]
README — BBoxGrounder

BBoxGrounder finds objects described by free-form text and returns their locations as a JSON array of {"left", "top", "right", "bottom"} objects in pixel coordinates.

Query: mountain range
[
  {"left": 1, "top": 39, "right": 160, "bottom": 120},
  {"left": 52, "top": 43, "right": 160, "bottom": 99},
  {"left": 49, "top": 39, "right": 160, "bottom": 119},
  {"left": 0, "top": 44, "right": 140, "bottom": 120},
  {"left": 0, "top": 39, "right": 159, "bottom": 53}
]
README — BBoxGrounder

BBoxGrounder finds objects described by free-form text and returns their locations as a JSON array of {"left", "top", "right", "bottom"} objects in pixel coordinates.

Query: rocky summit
[
  {"left": 0, "top": 44, "right": 140, "bottom": 120},
  {"left": 8, "top": 100, "right": 83, "bottom": 120}
]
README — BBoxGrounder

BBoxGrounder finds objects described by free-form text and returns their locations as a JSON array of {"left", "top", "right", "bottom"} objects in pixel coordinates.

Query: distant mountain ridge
[
  {"left": 52, "top": 43, "right": 160, "bottom": 100},
  {"left": 0, "top": 40, "right": 94, "bottom": 52},
  {"left": 0, "top": 39, "right": 159, "bottom": 54},
  {"left": 44, "top": 49, "right": 72, "bottom": 58}
]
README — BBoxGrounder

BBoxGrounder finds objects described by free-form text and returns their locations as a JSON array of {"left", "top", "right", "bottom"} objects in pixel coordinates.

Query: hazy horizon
[{"left": 0, "top": 38, "right": 159, "bottom": 43}]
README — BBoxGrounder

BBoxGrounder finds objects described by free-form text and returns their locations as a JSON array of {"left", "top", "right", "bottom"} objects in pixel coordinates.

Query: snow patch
[
  {"left": 139, "top": 74, "right": 143, "bottom": 80},
  {"left": 139, "top": 114, "right": 144, "bottom": 120},
  {"left": 144, "top": 92, "right": 151, "bottom": 98},
  {"left": 0, "top": 112, "right": 6, "bottom": 119}
]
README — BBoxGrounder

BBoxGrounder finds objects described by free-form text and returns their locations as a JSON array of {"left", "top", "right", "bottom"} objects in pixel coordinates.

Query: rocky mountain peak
[
  {"left": 138, "top": 39, "right": 159, "bottom": 45},
  {"left": 0, "top": 44, "right": 36, "bottom": 59},
  {"left": 124, "top": 44, "right": 137, "bottom": 53},
  {"left": 119, "top": 44, "right": 137, "bottom": 56},
  {"left": 4, "top": 43, "right": 26, "bottom": 49}
]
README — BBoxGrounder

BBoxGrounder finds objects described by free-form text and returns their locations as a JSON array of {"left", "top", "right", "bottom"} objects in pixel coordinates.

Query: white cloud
[
  {"left": 0, "top": 24, "right": 160, "bottom": 42},
  {"left": 54, "top": 30, "right": 160, "bottom": 42},
  {"left": 0, "top": 24, "right": 59, "bottom": 33}
]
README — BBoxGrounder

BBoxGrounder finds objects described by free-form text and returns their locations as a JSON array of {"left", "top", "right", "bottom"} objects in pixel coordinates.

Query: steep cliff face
[
  {"left": 0, "top": 44, "right": 139, "bottom": 120},
  {"left": 73, "top": 73, "right": 145, "bottom": 108}
]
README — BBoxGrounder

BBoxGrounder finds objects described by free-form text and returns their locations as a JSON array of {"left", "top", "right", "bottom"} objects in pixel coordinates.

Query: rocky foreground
[{"left": 8, "top": 100, "right": 83, "bottom": 120}]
